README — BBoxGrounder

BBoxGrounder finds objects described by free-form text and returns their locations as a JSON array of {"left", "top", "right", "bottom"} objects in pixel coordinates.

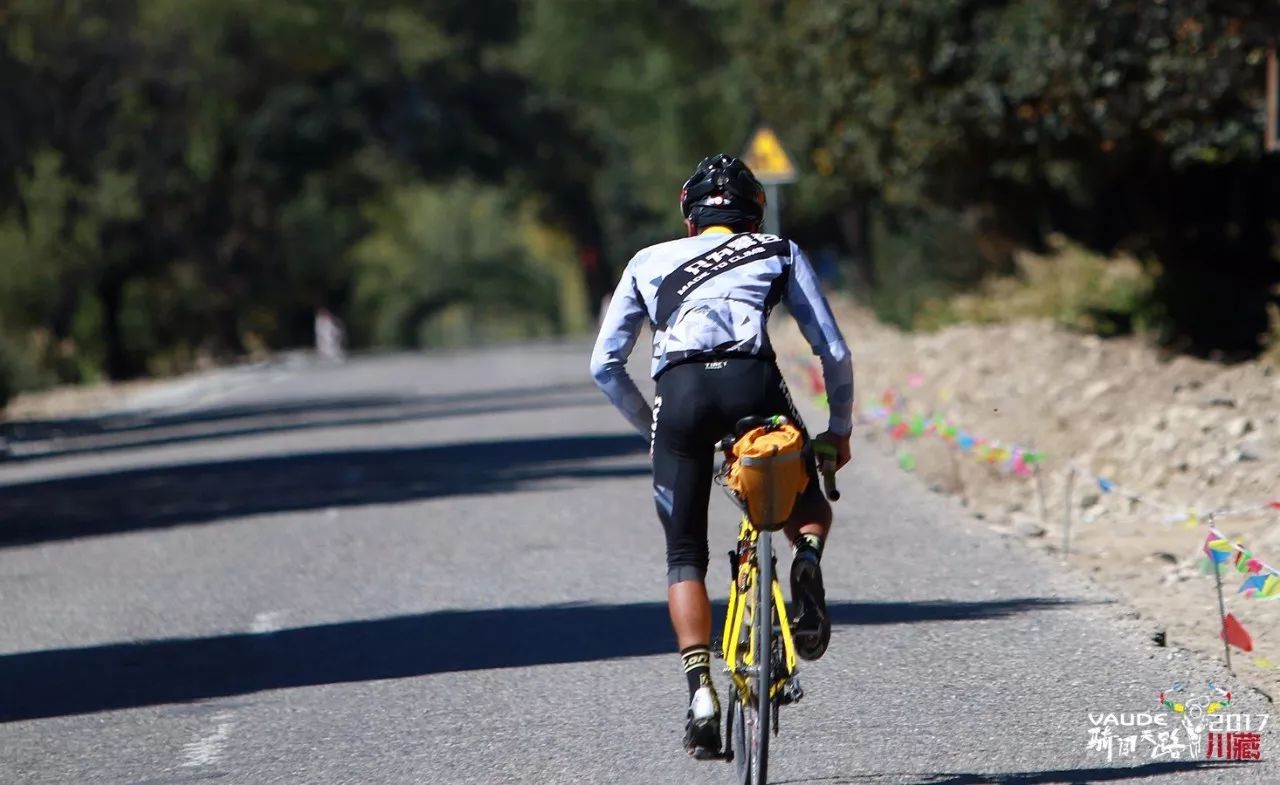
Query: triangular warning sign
[{"left": 742, "top": 126, "right": 797, "bottom": 184}]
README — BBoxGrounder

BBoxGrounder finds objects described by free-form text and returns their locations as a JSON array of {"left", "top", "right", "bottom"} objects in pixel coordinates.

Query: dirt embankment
[
  {"left": 3, "top": 379, "right": 167, "bottom": 421},
  {"left": 780, "top": 301, "right": 1280, "bottom": 695}
]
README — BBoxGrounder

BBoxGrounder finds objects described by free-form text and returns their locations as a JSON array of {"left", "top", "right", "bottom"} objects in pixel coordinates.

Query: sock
[
  {"left": 681, "top": 645, "right": 712, "bottom": 699},
  {"left": 794, "top": 533, "right": 824, "bottom": 562}
]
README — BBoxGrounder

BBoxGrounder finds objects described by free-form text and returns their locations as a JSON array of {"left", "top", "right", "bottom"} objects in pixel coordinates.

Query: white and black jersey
[{"left": 589, "top": 231, "right": 854, "bottom": 438}]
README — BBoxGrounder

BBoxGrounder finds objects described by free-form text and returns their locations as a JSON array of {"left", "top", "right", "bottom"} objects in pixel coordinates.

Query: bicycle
[{"left": 714, "top": 415, "right": 839, "bottom": 785}]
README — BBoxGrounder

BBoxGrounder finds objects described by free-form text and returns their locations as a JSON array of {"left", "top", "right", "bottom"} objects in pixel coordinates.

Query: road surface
[{"left": 0, "top": 342, "right": 1274, "bottom": 784}]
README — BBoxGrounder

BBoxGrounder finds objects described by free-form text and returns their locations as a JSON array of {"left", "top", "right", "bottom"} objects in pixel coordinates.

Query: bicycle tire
[
  {"left": 752, "top": 532, "right": 772, "bottom": 785},
  {"left": 731, "top": 699, "right": 749, "bottom": 784}
]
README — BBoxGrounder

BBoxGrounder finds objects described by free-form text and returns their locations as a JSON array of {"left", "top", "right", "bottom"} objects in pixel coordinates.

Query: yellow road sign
[{"left": 742, "top": 126, "right": 797, "bottom": 184}]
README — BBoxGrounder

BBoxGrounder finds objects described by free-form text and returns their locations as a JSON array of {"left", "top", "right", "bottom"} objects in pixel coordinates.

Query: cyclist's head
[{"left": 679, "top": 153, "right": 766, "bottom": 236}]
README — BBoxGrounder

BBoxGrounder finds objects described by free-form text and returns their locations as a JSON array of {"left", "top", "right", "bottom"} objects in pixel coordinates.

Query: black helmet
[{"left": 679, "top": 153, "right": 766, "bottom": 228}]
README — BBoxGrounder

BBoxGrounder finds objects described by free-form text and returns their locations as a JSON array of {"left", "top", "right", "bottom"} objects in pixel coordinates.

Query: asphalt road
[{"left": 0, "top": 341, "right": 1275, "bottom": 784}]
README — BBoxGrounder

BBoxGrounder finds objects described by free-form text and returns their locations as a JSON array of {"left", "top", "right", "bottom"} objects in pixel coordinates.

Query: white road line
[
  {"left": 250, "top": 611, "right": 284, "bottom": 634},
  {"left": 180, "top": 711, "right": 235, "bottom": 768}
]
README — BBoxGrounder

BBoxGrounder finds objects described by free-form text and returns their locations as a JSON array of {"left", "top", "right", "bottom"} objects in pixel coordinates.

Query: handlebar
[{"left": 813, "top": 441, "right": 841, "bottom": 502}]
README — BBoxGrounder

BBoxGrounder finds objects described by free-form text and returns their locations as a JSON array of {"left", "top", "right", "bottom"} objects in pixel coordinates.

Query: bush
[
  {"left": 1263, "top": 304, "right": 1280, "bottom": 367},
  {"left": 917, "top": 235, "right": 1158, "bottom": 336},
  {"left": 864, "top": 205, "right": 1003, "bottom": 330},
  {"left": 350, "top": 181, "right": 586, "bottom": 347},
  {"left": 0, "top": 334, "right": 47, "bottom": 411},
  {"left": 0, "top": 349, "right": 14, "bottom": 411}
]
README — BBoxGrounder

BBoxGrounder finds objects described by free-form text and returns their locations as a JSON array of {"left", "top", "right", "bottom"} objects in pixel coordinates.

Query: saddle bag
[{"left": 725, "top": 423, "right": 809, "bottom": 531}]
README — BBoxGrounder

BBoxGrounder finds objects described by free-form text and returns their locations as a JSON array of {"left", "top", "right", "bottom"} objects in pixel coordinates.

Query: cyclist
[{"left": 589, "top": 153, "right": 853, "bottom": 758}]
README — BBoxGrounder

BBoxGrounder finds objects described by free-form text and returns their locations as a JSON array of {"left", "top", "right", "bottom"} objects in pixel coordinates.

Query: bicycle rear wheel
[
  {"left": 751, "top": 532, "right": 773, "bottom": 785},
  {"left": 730, "top": 619, "right": 770, "bottom": 783},
  {"left": 730, "top": 533, "right": 773, "bottom": 785},
  {"left": 731, "top": 699, "right": 749, "bottom": 783}
]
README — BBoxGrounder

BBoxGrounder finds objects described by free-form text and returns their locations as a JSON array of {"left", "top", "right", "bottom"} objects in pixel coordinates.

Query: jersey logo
[{"left": 654, "top": 234, "right": 790, "bottom": 324}]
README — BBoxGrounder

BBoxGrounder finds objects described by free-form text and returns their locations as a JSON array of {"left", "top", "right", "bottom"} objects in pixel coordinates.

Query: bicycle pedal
[{"left": 779, "top": 677, "right": 804, "bottom": 705}]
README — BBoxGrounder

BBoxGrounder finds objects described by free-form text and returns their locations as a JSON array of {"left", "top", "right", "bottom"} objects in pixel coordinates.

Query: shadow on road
[
  {"left": 0, "top": 597, "right": 1075, "bottom": 723},
  {"left": 0, "top": 432, "right": 648, "bottom": 547},
  {"left": 777, "top": 760, "right": 1255, "bottom": 783},
  {"left": 826, "top": 598, "right": 1078, "bottom": 625},
  {"left": 0, "top": 382, "right": 601, "bottom": 464}
]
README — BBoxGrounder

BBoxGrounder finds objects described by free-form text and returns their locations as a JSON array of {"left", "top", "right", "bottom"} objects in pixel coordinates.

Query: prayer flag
[
  {"left": 1234, "top": 548, "right": 1254, "bottom": 573},
  {"left": 1204, "top": 533, "right": 1234, "bottom": 564},
  {"left": 1221, "top": 613, "right": 1253, "bottom": 653},
  {"left": 1238, "top": 574, "right": 1270, "bottom": 598}
]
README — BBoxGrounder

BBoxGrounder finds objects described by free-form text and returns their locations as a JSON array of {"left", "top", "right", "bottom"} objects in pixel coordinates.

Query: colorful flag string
[
  {"left": 800, "top": 361, "right": 1280, "bottom": 525},
  {"left": 1072, "top": 464, "right": 1280, "bottom": 528},
  {"left": 852, "top": 392, "right": 1045, "bottom": 477},
  {"left": 794, "top": 358, "right": 1280, "bottom": 671},
  {"left": 1204, "top": 528, "right": 1280, "bottom": 598},
  {"left": 1067, "top": 465, "right": 1186, "bottom": 516}
]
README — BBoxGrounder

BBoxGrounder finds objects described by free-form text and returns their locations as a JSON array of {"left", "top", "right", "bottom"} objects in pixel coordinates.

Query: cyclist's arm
[
  {"left": 784, "top": 241, "right": 854, "bottom": 435},
  {"left": 589, "top": 259, "right": 652, "bottom": 437}
]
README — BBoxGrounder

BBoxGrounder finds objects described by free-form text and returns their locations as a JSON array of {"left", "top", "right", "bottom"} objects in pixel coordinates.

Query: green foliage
[
  {"left": 730, "top": 0, "right": 1280, "bottom": 353},
  {"left": 736, "top": 0, "right": 1273, "bottom": 202},
  {"left": 513, "top": 0, "right": 752, "bottom": 253},
  {"left": 1262, "top": 304, "right": 1280, "bottom": 367},
  {"left": 864, "top": 205, "right": 997, "bottom": 329},
  {"left": 0, "top": 0, "right": 624, "bottom": 402},
  {"left": 0, "top": 331, "right": 51, "bottom": 410},
  {"left": 0, "top": 149, "right": 141, "bottom": 382},
  {"left": 351, "top": 181, "right": 582, "bottom": 347},
  {"left": 3, "top": 0, "right": 1278, "bottom": 410},
  {"left": 0, "top": 339, "right": 24, "bottom": 410},
  {"left": 917, "top": 235, "right": 1158, "bottom": 336}
]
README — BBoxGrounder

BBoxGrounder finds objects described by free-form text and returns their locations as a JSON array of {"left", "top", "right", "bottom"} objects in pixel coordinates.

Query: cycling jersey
[{"left": 589, "top": 230, "right": 853, "bottom": 437}]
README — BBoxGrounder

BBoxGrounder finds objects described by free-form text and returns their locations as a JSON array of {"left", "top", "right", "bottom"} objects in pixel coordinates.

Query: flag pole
[
  {"left": 948, "top": 442, "right": 964, "bottom": 500},
  {"left": 1213, "top": 564, "right": 1233, "bottom": 674},
  {"left": 1033, "top": 458, "right": 1047, "bottom": 529},
  {"left": 1062, "top": 468, "right": 1076, "bottom": 560}
]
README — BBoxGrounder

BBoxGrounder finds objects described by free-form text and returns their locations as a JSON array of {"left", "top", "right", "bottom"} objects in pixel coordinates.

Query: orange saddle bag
[{"left": 724, "top": 423, "right": 809, "bottom": 531}]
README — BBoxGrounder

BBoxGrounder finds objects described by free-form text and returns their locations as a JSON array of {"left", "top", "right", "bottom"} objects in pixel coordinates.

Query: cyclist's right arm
[
  {"left": 784, "top": 241, "right": 853, "bottom": 439},
  {"left": 589, "top": 257, "right": 652, "bottom": 437}
]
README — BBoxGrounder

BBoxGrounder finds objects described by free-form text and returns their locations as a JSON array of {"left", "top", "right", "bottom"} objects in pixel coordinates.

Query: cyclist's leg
[
  {"left": 749, "top": 359, "right": 832, "bottom": 540},
  {"left": 785, "top": 483, "right": 831, "bottom": 545},
  {"left": 651, "top": 362, "right": 723, "bottom": 755},
  {"left": 651, "top": 365, "right": 716, "bottom": 651},
  {"left": 759, "top": 360, "right": 833, "bottom": 660}
]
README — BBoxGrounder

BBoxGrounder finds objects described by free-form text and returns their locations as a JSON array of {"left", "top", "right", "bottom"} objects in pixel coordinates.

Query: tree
[
  {"left": 729, "top": 0, "right": 1280, "bottom": 352},
  {"left": 514, "top": 0, "right": 754, "bottom": 277},
  {"left": 0, "top": 0, "right": 612, "bottom": 391}
]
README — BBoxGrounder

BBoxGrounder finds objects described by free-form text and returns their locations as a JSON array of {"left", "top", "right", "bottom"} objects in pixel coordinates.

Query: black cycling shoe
[
  {"left": 790, "top": 552, "right": 831, "bottom": 661},
  {"left": 683, "top": 685, "right": 722, "bottom": 759}
]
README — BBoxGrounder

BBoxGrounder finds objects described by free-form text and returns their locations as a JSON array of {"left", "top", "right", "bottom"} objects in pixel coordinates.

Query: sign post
[{"left": 742, "top": 126, "right": 797, "bottom": 235}]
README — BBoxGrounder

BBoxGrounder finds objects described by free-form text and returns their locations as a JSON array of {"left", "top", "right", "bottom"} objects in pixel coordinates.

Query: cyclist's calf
[{"left": 783, "top": 483, "right": 832, "bottom": 544}]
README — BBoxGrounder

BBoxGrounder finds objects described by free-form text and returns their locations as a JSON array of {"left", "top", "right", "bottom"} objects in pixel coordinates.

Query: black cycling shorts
[{"left": 650, "top": 356, "right": 827, "bottom": 584}]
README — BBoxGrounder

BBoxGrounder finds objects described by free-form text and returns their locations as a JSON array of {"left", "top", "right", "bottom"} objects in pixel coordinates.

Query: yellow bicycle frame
[{"left": 720, "top": 516, "right": 798, "bottom": 701}]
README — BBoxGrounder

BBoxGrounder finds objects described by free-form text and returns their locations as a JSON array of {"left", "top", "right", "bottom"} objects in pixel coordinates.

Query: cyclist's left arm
[
  {"left": 589, "top": 258, "right": 653, "bottom": 437},
  {"left": 784, "top": 241, "right": 854, "bottom": 440}
]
